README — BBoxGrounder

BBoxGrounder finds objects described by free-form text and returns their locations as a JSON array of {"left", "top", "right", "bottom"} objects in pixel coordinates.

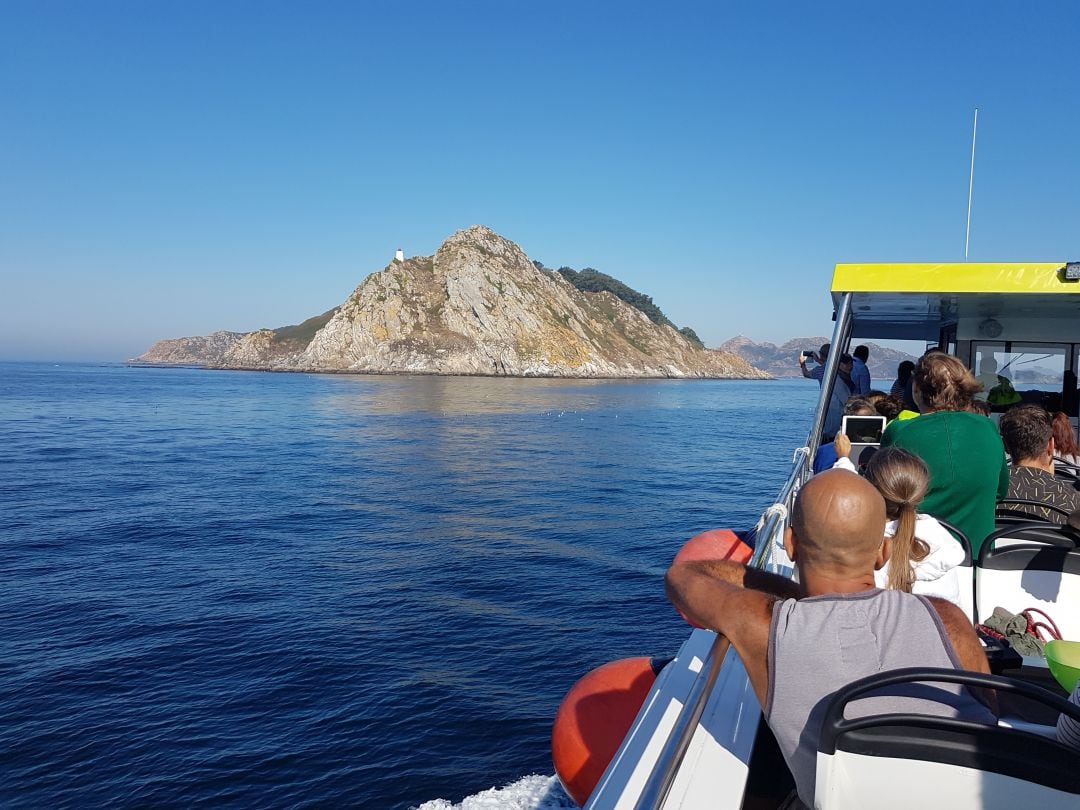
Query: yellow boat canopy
[
  {"left": 829, "top": 262, "right": 1080, "bottom": 341},
  {"left": 832, "top": 262, "right": 1074, "bottom": 295}
]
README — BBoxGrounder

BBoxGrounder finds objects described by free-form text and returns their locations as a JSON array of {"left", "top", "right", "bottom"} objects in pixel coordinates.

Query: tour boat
[{"left": 553, "top": 261, "right": 1080, "bottom": 809}]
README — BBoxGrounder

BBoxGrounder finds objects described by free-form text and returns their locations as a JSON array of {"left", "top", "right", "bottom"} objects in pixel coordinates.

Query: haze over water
[{"left": 1, "top": 363, "right": 815, "bottom": 808}]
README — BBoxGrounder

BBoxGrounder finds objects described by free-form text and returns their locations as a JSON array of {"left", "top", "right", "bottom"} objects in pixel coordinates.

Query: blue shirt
[
  {"left": 851, "top": 358, "right": 871, "bottom": 396},
  {"left": 812, "top": 443, "right": 838, "bottom": 474},
  {"left": 823, "top": 376, "right": 851, "bottom": 439}
]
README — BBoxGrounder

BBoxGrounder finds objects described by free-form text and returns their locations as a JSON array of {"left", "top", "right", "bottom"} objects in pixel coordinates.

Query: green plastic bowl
[{"left": 1045, "top": 640, "right": 1080, "bottom": 694}]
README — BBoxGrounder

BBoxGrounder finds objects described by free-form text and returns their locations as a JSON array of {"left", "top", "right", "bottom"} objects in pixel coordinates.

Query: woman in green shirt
[{"left": 881, "top": 353, "right": 1009, "bottom": 555}]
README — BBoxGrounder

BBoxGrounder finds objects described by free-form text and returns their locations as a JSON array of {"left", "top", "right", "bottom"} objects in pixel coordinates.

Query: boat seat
[
  {"left": 815, "top": 668, "right": 1080, "bottom": 810},
  {"left": 847, "top": 442, "right": 879, "bottom": 470},
  {"left": 935, "top": 518, "right": 976, "bottom": 623},
  {"left": 994, "top": 498, "right": 1074, "bottom": 526},
  {"left": 975, "top": 522, "right": 1080, "bottom": 640},
  {"left": 1052, "top": 457, "right": 1080, "bottom": 483}
]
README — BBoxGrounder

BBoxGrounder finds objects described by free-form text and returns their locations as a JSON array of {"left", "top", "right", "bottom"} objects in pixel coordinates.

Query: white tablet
[{"left": 841, "top": 415, "right": 886, "bottom": 444}]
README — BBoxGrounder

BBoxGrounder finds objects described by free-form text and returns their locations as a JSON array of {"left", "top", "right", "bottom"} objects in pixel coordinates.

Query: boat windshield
[{"left": 970, "top": 341, "right": 1077, "bottom": 415}]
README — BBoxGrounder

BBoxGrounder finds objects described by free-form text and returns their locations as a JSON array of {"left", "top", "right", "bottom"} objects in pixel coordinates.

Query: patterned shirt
[{"left": 1005, "top": 466, "right": 1080, "bottom": 524}]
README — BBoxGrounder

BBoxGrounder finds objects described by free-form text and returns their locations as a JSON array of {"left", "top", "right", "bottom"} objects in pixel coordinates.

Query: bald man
[{"left": 666, "top": 469, "right": 994, "bottom": 807}]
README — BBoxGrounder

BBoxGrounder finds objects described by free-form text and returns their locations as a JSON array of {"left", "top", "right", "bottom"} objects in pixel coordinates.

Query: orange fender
[
  {"left": 552, "top": 657, "right": 660, "bottom": 807},
  {"left": 672, "top": 529, "right": 752, "bottom": 628}
]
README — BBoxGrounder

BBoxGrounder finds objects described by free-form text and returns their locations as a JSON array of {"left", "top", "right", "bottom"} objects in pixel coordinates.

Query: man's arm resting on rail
[
  {"left": 665, "top": 562, "right": 780, "bottom": 705},
  {"left": 670, "top": 558, "right": 802, "bottom": 602}
]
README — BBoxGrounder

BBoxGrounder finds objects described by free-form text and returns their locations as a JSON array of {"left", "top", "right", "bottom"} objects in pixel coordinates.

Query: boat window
[
  {"left": 971, "top": 342, "right": 1072, "bottom": 413},
  {"left": 1070, "top": 350, "right": 1080, "bottom": 418}
]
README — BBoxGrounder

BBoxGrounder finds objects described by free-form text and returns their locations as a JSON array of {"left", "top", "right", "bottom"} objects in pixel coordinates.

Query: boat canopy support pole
[{"left": 806, "top": 292, "right": 853, "bottom": 460}]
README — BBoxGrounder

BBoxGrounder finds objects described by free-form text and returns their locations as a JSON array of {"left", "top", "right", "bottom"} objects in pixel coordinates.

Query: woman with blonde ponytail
[{"left": 863, "top": 447, "right": 966, "bottom": 605}]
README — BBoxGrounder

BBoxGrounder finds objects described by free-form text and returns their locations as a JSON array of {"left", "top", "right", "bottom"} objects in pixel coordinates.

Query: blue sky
[{"left": 2, "top": 1, "right": 1078, "bottom": 361}]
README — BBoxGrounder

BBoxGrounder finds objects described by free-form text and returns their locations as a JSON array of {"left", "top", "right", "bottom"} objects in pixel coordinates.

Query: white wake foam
[{"left": 416, "top": 774, "right": 576, "bottom": 810}]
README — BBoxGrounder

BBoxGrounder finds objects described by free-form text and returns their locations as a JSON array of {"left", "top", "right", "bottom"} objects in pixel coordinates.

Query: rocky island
[{"left": 134, "top": 226, "right": 768, "bottom": 379}]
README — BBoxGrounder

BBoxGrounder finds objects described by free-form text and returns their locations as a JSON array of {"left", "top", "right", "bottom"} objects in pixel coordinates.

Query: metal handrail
[
  {"left": 806, "top": 292, "right": 854, "bottom": 460},
  {"left": 631, "top": 447, "right": 811, "bottom": 809}
]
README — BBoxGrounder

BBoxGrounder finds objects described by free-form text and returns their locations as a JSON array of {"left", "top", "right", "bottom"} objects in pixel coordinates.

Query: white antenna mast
[{"left": 964, "top": 107, "right": 979, "bottom": 260}]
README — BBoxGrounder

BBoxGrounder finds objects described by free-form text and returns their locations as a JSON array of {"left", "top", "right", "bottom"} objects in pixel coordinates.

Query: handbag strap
[{"left": 1022, "top": 607, "right": 1062, "bottom": 641}]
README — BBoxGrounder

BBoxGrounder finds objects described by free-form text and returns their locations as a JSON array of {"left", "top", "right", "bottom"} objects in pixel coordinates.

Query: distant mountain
[
  {"left": 719, "top": 336, "right": 917, "bottom": 383},
  {"left": 134, "top": 226, "right": 768, "bottom": 379}
]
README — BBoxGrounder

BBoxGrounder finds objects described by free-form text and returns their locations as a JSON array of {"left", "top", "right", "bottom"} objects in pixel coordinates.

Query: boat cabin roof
[{"left": 830, "top": 262, "right": 1080, "bottom": 340}]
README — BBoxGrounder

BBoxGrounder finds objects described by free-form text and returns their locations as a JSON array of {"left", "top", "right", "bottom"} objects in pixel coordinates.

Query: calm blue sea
[{"left": 0, "top": 363, "right": 816, "bottom": 809}]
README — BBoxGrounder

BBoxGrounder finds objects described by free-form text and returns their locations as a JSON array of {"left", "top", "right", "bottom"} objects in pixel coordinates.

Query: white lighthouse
[{"left": 394, "top": 248, "right": 405, "bottom": 262}]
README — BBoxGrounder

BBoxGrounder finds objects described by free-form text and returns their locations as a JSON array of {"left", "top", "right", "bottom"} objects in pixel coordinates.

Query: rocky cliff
[
  {"left": 135, "top": 226, "right": 768, "bottom": 379},
  {"left": 720, "top": 335, "right": 917, "bottom": 381}
]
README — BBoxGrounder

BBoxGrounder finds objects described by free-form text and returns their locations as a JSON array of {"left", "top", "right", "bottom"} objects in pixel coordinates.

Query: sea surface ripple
[{"left": 0, "top": 363, "right": 816, "bottom": 808}]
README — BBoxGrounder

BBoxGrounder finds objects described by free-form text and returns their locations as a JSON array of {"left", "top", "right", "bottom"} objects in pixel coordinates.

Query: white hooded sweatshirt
[
  {"left": 874, "top": 514, "right": 966, "bottom": 606},
  {"left": 830, "top": 455, "right": 966, "bottom": 606}
]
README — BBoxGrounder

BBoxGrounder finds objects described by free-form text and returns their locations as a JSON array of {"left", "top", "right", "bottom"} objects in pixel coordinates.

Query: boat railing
[
  {"left": 630, "top": 295, "right": 856, "bottom": 809},
  {"left": 631, "top": 445, "right": 811, "bottom": 810}
]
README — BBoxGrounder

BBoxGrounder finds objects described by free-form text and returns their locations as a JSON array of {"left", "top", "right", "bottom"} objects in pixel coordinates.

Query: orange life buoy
[
  {"left": 672, "top": 529, "right": 753, "bottom": 628},
  {"left": 551, "top": 656, "right": 661, "bottom": 807}
]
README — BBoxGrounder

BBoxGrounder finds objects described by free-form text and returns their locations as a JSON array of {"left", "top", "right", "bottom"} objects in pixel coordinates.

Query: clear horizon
[{"left": 3, "top": 2, "right": 1078, "bottom": 362}]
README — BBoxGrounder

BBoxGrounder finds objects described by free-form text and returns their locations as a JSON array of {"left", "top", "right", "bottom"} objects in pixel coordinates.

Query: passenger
[
  {"left": 862, "top": 447, "right": 965, "bottom": 606},
  {"left": 798, "top": 342, "right": 830, "bottom": 383},
  {"left": 800, "top": 342, "right": 852, "bottom": 441},
  {"left": 881, "top": 353, "right": 1009, "bottom": 556},
  {"left": 988, "top": 376, "right": 1023, "bottom": 408},
  {"left": 875, "top": 394, "right": 902, "bottom": 422},
  {"left": 1058, "top": 682, "right": 1080, "bottom": 750},
  {"left": 973, "top": 356, "right": 1002, "bottom": 403},
  {"left": 998, "top": 404, "right": 1080, "bottom": 524},
  {"left": 976, "top": 356, "right": 1024, "bottom": 407},
  {"left": 864, "top": 389, "right": 888, "bottom": 407},
  {"left": 812, "top": 397, "right": 876, "bottom": 474},
  {"left": 1051, "top": 411, "right": 1080, "bottom": 470},
  {"left": 665, "top": 469, "right": 995, "bottom": 808},
  {"left": 875, "top": 393, "right": 917, "bottom": 422},
  {"left": 820, "top": 361, "right": 855, "bottom": 443},
  {"left": 850, "top": 344, "right": 872, "bottom": 396},
  {"left": 891, "top": 359, "right": 915, "bottom": 402},
  {"left": 1065, "top": 370, "right": 1080, "bottom": 419},
  {"left": 826, "top": 353, "right": 855, "bottom": 438},
  {"left": 904, "top": 347, "right": 946, "bottom": 412},
  {"left": 836, "top": 352, "right": 855, "bottom": 393}
]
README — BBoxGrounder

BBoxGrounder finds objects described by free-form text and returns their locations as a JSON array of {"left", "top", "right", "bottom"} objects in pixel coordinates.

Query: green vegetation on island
[
  {"left": 534, "top": 262, "right": 704, "bottom": 348},
  {"left": 270, "top": 308, "right": 339, "bottom": 347}
]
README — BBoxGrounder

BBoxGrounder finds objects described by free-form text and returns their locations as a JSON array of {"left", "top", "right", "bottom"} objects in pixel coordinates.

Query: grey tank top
[{"left": 765, "top": 589, "right": 995, "bottom": 806}]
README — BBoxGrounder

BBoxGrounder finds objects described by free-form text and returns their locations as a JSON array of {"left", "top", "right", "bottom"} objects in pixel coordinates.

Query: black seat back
[
  {"left": 816, "top": 668, "right": 1080, "bottom": 809},
  {"left": 975, "top": 522, "right": 1080, "bottom": 638},
  {"left": 995, "top": 498, "right": 1073, "bottom": 526},
  {"left": 935, "top": 518, "right": 975, "bottom": 622}
]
